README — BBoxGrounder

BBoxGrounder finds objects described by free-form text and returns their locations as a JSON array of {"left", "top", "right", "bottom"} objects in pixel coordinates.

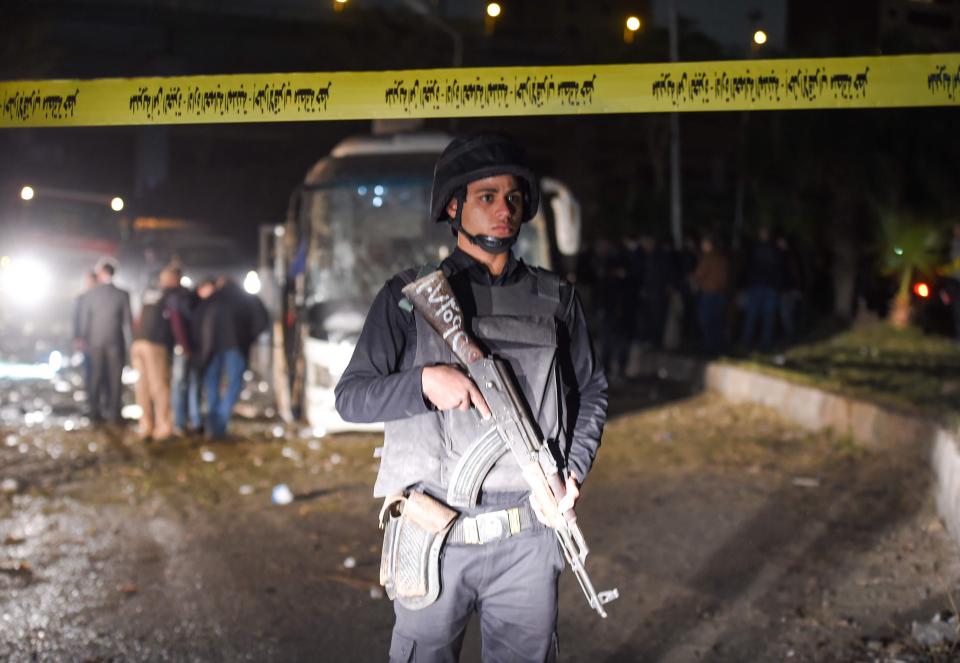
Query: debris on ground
[
  {"left": 0, "top": 560, "right": 33, "bottom": 576},
  {"left": 2, "top": 379, "right": 959, "bottom": 661},
  {"left": 271, "top": 484, "right": 294, "bottom": 505},
  {"left": 911, "top": 611, "right": 959, "bottom": 648}
]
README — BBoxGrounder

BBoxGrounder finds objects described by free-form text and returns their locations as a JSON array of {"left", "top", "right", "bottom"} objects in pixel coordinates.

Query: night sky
[
  {"left": 649, "top": 0, "right": 787, "bottom": 52},
  {"left": 0, "top": 0, "right": 956, "bottom": 261}
]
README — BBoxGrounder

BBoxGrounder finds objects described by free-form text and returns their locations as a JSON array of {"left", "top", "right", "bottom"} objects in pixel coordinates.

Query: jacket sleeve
[
  {"left": 251, "top": 296, "right": 270, "bottom": 339},
  {"left": 73, "top": 293, "right": 86, "bottom": 341},
  {"left": 559, "top": 284, "right": 608, "bottom": 484},
  {"left": 334, "top": 279, "right": 431, "bottom": 424},
  {"left": 189, "top": 301, "right": 205, "bottom": 358},
  {"left": 166, "top": 294, "right": 191, "bottom": 351},
  {"left": 122, "top": 290, "right": 133, "bottom": 350}
]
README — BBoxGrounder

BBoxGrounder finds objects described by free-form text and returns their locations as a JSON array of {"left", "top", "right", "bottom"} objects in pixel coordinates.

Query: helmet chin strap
[
  {"left": 456, "top": 223, "right": 518, "bottom": 254},
  {"left": 451, "top": 190, "right": 518, "bottom": 255}
]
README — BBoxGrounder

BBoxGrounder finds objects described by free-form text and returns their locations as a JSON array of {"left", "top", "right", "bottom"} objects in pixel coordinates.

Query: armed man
[{"left": 335, "top": 132, "right": 609, "bottom": 663}]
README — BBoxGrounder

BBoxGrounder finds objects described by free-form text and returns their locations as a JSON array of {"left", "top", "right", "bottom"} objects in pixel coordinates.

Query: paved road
[{"left": 1, "top": 376, "right": 958, "bottom": 662}]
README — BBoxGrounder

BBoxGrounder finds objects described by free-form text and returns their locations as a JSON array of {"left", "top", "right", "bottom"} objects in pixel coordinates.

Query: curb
[{"left": 705, "top": 362, "right": 960, "bottom": 547}]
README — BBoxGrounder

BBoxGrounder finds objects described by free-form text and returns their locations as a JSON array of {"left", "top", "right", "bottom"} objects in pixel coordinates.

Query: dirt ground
[{"left": 1, "top": 377, "right": 959, "bottom": 662}]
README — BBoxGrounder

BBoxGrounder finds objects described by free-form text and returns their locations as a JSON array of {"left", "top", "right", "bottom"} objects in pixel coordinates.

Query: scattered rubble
[
  {"left": 271, "top": 484, "right": 294, "bottom": 505},
  {"left": 0, "top": 560, "right": 33, "bottom": 576},
  {"left": 911, "top": 611, "right": 959, "bottom": 648}
]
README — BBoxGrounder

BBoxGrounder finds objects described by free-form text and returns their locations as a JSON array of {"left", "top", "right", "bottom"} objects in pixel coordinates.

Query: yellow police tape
[{"left": 2, "top": 53, "right": 958, "bottom": 128}]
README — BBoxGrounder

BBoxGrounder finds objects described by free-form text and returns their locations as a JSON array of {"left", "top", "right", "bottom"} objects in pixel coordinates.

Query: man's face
[
  {"left": 447, "top": 174, "right": 523, "bottom": 244},
  {"left": 197, "top": 283, "right": 215, "bottom": 299}
]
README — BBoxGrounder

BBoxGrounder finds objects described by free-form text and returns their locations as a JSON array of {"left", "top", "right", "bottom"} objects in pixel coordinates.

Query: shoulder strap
[{"left": 523, "top": 262, "right": 563, "bottom": 317}]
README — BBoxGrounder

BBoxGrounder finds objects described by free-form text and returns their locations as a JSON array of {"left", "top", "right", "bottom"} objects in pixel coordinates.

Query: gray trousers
[
  {"left": 88, "top": 344, "right": 125, "bottom": 423},
  {"left": 389, "top": 525, "right": 563, "bottom": 663}
]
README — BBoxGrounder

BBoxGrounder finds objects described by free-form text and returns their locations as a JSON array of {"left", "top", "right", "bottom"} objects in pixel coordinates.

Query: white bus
[{"left": 273, "top": 132, "right": 581, "bottom": 432}]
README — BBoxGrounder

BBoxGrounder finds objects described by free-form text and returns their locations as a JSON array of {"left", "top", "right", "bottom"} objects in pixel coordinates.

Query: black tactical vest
[
  {"left": 375, "top": 264, "right": 565, "bottom": 499},
  {"left": 135, "top": 287, "right": 173, "bottom": 347}
]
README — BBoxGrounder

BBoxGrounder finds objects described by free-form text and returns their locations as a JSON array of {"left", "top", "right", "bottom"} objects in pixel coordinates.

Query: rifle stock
[{"left": 403, "top": 270, "right": 483, "bottom": 365}]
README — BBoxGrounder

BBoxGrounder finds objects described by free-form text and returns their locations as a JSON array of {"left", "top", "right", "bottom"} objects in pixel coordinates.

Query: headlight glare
[{"left": 1, "top": 257, "right": 52, "bottom": 307}]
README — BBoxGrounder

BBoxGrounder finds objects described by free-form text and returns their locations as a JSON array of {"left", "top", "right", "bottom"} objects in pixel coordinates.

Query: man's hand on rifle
[
  {"left": 421, "top": 365, "right": 492, "bottom": 419},
  {"left": 529, "top": 471, "right": 580, "bottom": 529}
]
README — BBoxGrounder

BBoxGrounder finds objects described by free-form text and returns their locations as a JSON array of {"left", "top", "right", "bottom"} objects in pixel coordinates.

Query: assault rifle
[{"left": 402, "top": 270, "right": 619, "bottom": 618}]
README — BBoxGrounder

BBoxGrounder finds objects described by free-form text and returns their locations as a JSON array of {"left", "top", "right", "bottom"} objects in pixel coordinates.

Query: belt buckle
[{"left": 474, "top": 511, "right": 505, "bottom": 544}]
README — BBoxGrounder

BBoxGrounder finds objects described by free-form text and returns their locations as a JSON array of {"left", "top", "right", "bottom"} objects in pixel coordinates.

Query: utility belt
[
  {"left": 378, "top": 490, "right": 538, "bottom": 610},
  {"left": 448, "top": 502, "right": 536, "bottom": 545}
]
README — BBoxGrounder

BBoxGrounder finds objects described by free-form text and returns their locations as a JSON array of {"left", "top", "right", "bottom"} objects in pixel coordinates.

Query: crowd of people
[
  {"left": 579, "top": 227, "right": 806, "bottom": 378},
  {"left": 71, "top": 259, "right": 269, "bottom": 441}
]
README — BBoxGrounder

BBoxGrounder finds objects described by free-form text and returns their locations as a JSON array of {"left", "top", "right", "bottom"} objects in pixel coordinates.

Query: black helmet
[{"left": 429, "top": 132, "right": 540, "bottom": 225}]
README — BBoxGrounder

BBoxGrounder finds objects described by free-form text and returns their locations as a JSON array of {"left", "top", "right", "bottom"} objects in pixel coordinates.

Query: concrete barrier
[
  {"left": 706, "top": 362, "right": 960, "bottom": 547},
  {"left": 934, "top": 430, "right": 960, "bottom": 545}
]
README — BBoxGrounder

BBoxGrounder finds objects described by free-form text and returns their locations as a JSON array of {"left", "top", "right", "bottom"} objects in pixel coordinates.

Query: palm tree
[{"left": 878, "top": 210, "right": 942, "bottom": 328}]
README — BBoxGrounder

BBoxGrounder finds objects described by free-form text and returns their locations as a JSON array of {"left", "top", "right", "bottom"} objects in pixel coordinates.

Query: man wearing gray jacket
[
  {"left": 336, "top": 133, "right": 607, "bottom": 662},
  {"left": 80, "top": 259, "right": 133, "bottom": 424}
]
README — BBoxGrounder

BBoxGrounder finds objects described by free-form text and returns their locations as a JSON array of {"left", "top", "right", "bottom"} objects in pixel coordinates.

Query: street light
[
  {"left": 624, "top": 15, "right": 642, "bottom": 43},
  {"left": 735, "top": 19, "right": 767, "bottom": 246},
  {"left": 485, "top": 3, "right": 501, "bottom": 36},
  {"left": 20, "top": 185, "right": 126, "bottom": 212}
]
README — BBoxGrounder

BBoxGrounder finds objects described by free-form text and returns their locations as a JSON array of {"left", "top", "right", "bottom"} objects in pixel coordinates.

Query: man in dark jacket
[
  {"left": 79, "top": 259, "right": 132, "bottom": 424},
  {"left": 740, "top": 227, "right": 784, "bottom": 352},
  {"left": 193, "top": 277, "right": 269, "bottom": 439},
  {"left": 163, "top": 268, "right": 199, "bottom": 435},
  {"left": 633, "top": 234, "right": 678, "bottom": 350},
  {"left": 335, "top": 133, "right": 608, "bottom": 662},
  {"left": 72, "top": 270, "right": 98, "bottom": 396}
]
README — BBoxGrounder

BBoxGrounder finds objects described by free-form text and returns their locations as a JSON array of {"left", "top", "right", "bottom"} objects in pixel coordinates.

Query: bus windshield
[
  {"left": 302, "top": 177, "right": 448, "bottom": 307},
  {"left": 301, "top": 178, "right": 549, "bottom": 312}
]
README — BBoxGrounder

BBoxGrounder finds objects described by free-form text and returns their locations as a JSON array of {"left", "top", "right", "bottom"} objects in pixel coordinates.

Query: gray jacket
[{"left": 80, "top": 282, "right": 133, "bottom": 351}]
